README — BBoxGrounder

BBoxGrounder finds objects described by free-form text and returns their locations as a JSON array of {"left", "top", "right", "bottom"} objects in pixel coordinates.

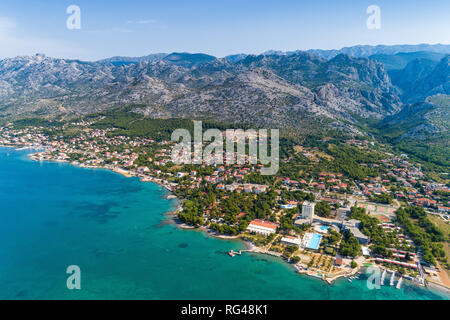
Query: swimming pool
[
  {"left": 307, "top": 233, "right": 322, "bottom": 250},
  {"left": 319, "top": 226, "right": 329, "bottom": 232}
]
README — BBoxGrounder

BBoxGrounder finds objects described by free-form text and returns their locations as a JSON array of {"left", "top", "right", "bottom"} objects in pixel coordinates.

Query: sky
[{"left": 0, "top": 0, "right": 449, "bottom": 60}]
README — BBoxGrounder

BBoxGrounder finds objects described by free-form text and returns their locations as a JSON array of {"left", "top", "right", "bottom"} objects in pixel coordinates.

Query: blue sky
[{"left": 0, "top": 0, "right": 449, "bottom": 60}]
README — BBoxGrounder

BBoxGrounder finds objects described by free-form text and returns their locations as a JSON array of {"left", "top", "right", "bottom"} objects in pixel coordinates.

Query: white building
[
  {"left": 281, "top": 236, "right": 302, "bottom": 247},
  {"left": 361, "top": 246, "right": 371, "bottom": 256},
  {"left": 246, "top": 219, "right": 278, "bottom": 236},
  {"left": 301, "top": 201, "right": 315, "bottom": 223}
]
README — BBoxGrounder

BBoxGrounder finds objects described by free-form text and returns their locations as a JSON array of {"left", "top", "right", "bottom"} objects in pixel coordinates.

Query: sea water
[{"left": 0, "top": 147, "right": 448, "bottom": 300}]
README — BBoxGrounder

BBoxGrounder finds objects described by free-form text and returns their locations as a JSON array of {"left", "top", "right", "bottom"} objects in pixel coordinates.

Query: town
[{"left": 0, "top": 116, "right": 449, "bottom": 292}]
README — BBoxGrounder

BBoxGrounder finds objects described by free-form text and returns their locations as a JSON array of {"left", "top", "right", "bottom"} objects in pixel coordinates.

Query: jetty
[
  {"left": 228, "top": 250, "right": 248, "bottom": 257},
  {"left": 227, "top": 247, "right": 282, "bottom": 259},
  {"left": 396, "top": 276, "right": 403, "bottom": 289},
  {"left": 381, "top": 269, "right": 387, "bottom": 285},
  {"left": 390, "top": 271, "right": 396, "bottom": 286}
]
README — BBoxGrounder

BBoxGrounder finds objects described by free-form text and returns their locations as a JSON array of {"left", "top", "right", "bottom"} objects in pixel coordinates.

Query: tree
[
  {"left": 351, "top": 260, "right": 358, "bottom": 268},
  {"left": 370, "top": 193, "right": 393, "bottom": 204},
  {"left": 395, "top": 206, "right": 445, "bottom": 266},
  {"left": 340, "top": 230, "right": 361, "bottom": 258},
  {"left": 315, "top": 201, "right": 332, "bottom": 218},
  {"left": 291, "top": 256, "right": 301, "bottom": 264},
  {"left": 327, "top": 229, "right": 341, "bottom": 246},
  {"left": 285, "top": 245, "right": 298, "bottom": 254}
]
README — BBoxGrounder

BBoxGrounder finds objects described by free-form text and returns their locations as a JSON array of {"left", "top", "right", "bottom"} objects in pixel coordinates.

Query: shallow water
[{"left": 0, "top": 147, "right": 448, "bottom": 300}]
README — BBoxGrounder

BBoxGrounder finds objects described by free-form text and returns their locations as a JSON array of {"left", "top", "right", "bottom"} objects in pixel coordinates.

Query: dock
[
  {"left": 381, "top": 269, "right": 387, "bottom": 285},
  {"left": 228, "top": 250, "right": 248, "bottom": 257},
  {"left": 390, "top": 271, "right": 395, "bottom": 286},
  {"left": 396, "top": 276, "right": 403, "bottom": 289}
]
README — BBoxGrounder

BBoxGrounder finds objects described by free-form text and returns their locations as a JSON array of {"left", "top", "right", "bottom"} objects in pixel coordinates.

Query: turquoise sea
[{"left": 0, "top": 147, "right": 448, "bottom": 300}]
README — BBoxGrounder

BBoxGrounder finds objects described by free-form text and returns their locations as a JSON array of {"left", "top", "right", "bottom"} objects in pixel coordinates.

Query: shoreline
[
  {"left": 3, "top": 146, "right": 449, "bottom": 296},
  {"left": 427, "top": 281, "right": 450, "bottom": 295}
]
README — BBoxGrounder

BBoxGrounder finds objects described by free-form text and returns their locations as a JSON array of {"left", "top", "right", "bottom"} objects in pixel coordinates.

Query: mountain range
[{"left": 0, "top": 44, "right": 448, "bottom": 139}]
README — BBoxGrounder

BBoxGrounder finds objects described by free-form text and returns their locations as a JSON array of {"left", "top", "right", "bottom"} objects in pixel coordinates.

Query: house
[
  {"left": 225, "top": 184, "right": 236, "bottom": 192},
  {"left": 236, "top": 212, "right": 247, "bottom": 219},
  {"left": 254, "top": 186, "right": 267, "bottom": 194}
]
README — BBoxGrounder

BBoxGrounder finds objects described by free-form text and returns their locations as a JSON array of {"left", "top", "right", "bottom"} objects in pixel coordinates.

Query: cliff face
[
  {"left": 0, "top": 51, "right": 403, "bottom": 135},
  {"left": 388, "top": 55, "right": 450, "bottom": 103},
  {"left": 379, "top": 94, "right": 449, "bottom": 140}
]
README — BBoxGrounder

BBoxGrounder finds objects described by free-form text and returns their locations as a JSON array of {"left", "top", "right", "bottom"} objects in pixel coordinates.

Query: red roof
[{"left": 249, "top": 219, "right": 278, "bottom": 230}]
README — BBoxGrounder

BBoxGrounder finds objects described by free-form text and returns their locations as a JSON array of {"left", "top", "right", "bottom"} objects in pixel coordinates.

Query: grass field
[
  {"left": 428, "top": 214, "right": 450, "bottom": 276},
  {"left": 428, "top": 214, "right": 450, "bottom": 238}
]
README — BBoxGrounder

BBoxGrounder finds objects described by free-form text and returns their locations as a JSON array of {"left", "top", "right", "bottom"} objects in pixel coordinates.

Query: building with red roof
[{"left": 246, "top": 219, "right": 278, "bottom": 236}]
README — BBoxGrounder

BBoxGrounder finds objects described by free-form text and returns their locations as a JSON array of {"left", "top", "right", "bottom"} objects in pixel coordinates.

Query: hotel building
[
  {"left": 301, "top": 201, "right": 315, "bottom": 222},
  {"left": 246, "top": 219, "right": 278, "bottom": 236}
]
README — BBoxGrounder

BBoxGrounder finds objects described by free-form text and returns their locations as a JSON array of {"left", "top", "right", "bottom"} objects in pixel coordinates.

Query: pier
[
  {"left": 228, "top": 250, "right": 250, "bottom": 257},
  {"left": 396, "top": 277, "right": 403, "bottom": 289},
  {"left": 390, "top": 271, "right": 395, "bottom": 286},
  {"left": 381, "top": 269, "right": 387, "bottom": 285},
  {"left": 227, "top": 248, "right": 282, "bottom": 258}
]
